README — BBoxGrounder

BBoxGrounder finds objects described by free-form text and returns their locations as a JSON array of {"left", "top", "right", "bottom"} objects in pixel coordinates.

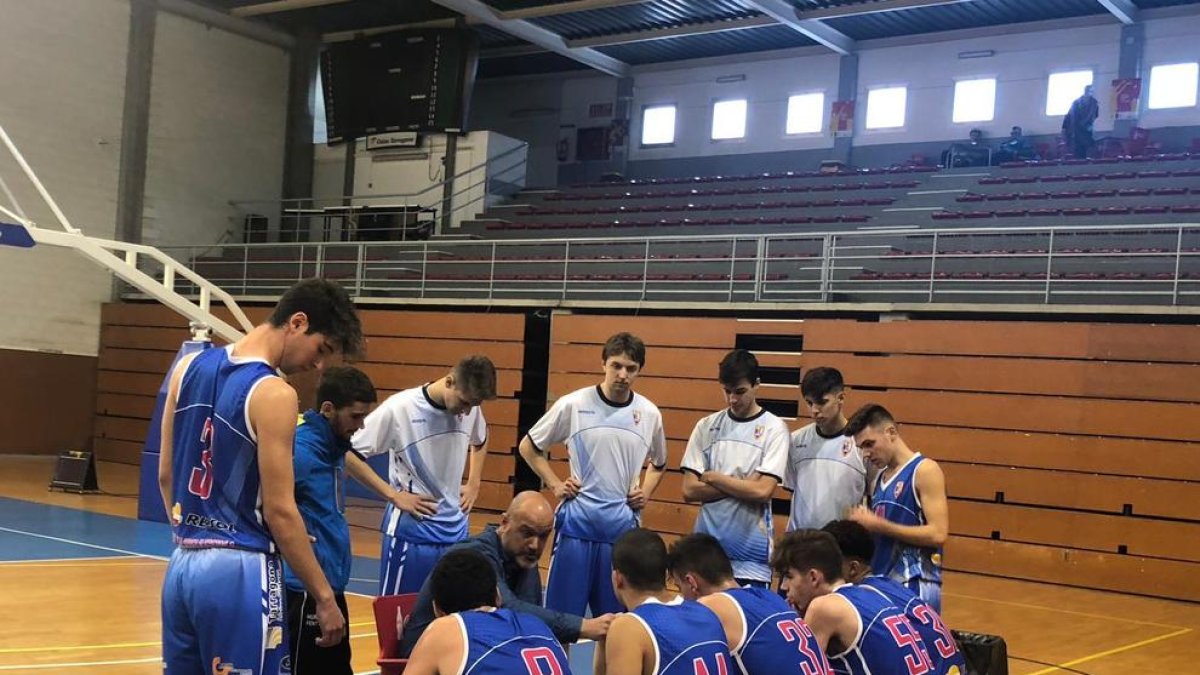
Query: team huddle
[{"left": 156, "top": 278, "right": 958, "bottom": 675}]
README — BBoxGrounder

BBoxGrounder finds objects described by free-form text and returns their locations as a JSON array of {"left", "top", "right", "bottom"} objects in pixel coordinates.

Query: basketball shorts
[
  {"left": 379, "top": 534, "right": 454, "bottom": 595},
  {"left": 162, "top": 547, "right": 290, "bottom": 675},
  {"left": 904, "top": 577, "right": 943, "bottom": 613},
  {"left": 544, "top": 533, "right": 623, "bottom": 617}
]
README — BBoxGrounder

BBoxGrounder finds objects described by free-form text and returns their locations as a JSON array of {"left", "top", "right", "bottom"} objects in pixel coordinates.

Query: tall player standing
[
  {"left": 158, "top": 278, "right": 363, "bottom": 674},
  {"left": 518, "top": 332, "right": 668, "bottom": 617}
]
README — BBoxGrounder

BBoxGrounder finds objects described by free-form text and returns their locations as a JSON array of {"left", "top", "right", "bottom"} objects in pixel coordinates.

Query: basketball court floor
[{"left": 1, "top": 456, "right": 1195, "bottom": 674}]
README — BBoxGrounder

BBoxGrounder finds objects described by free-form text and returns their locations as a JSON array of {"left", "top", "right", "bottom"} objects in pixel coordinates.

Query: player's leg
[
  {"left": 588, "top": 540, "right": 623, "bottom": 615},
  {"left": 545, "top": 532, "right": 591, "bottom": 616},
  {"left": 379, "top": 533, "right": 410, "bottom": 596},
  {"left": 394, "top": 541, "right": 449, "bottom": 594},
  {"left": 161, "top": 549, "right": 203, "bottom": 674},
  {"left": 193, "top": 549, "right": 290, "bottom": 675},
  {"left": 288, "top": 589, "right": 353, "bottom": 675}
]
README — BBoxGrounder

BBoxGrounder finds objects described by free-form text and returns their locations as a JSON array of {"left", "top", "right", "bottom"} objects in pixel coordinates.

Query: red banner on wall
[
  {"left": 830, "top": 100, "right": 855, "bottom": 137},
  {"left": 1112, "top": 78, "right": 1141, "bottom": 120}
]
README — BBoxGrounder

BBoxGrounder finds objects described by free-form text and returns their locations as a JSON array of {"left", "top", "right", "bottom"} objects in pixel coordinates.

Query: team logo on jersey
[
  {"left": 841, "top": 439, "right": 854, "bottom": 456},
  {"left": 753, "top": 424, "right": 764, "bottom": 440},
  {"left": 266, "top": 626, "right": 284, "bottom": 649},
  {"left": 278, "top": 654, "right": 292, "bottom": 674},
  {"left": 632, "top": 410, "right": 641, "bottom": 426},
  {"left": 894, "top": 480, "right": 905, "bottom": 499},
  {"left": 212, "top": 657, "right": 252, "bottom": 675},
  {"left": 183, "top": 513, "right": 237, "bottom": 533},
  {"left": 932, "top": 553, "right": 943, "bottom": 566}
]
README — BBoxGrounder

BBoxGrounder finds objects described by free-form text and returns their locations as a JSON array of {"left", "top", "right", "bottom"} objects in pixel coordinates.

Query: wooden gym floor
[{"left": 0, "top": 456, "right": 1196, "bottom": 674}]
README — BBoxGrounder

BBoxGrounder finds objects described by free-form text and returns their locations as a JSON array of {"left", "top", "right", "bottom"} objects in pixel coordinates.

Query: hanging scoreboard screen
[{"left": 321, "top": 28, "right": 480, "bottom": 143}]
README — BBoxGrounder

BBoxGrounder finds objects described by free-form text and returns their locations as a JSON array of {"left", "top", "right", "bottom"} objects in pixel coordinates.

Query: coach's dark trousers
[{"left": 286, "top": 589, "right": 353, "bottom": 675}]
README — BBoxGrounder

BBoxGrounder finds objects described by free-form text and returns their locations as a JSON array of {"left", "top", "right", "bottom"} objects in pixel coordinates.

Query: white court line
[
  {"left": 0, "top": 554, "right": 139, "bottom": 565},
  {"left": 0, "top": 656, "right": 160, "bottom": 670},
  {"left": 0, "top": 526, "right": 168, "bottom": 561}
]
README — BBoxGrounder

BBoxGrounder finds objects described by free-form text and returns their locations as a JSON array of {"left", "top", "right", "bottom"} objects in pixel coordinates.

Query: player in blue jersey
[
  {"left": 668, "top": 533, "right": 832, "bottom": 675},
  {"left": 600, "top": 529, "right": 732, "bottom": 675},
  {"left": 406, "top": 548, "right": 573, "bottom": 675},
  {"left": 352, "top": 355, "right": 497, "bottom": 595},
  {"left": 158, "top": 277, "right": 364, "bottom": 675},
  {"left": 822, "top": 520, "right": 965, "bottom": 675},
  {"left": 681, "top": 350, "right": 789, "bottom": 588},
  {"left": 844, "top": 404, "right": 949, "bottom": 612},
  {"left": 519, "top": 333, "right": 668, "bottom": 617},
  {"left": 774, "top": 529, "right": 934, "bottom": 675}
]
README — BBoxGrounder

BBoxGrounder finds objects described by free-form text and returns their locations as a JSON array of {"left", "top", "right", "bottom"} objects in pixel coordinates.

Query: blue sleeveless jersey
[
  {"left": 631, "top": 597, "right": 732, "bottom": 675},
  {"left": 457, "top": 608, "right": 572, "bottom": 674},
  {"left": 870, "top": 454, "right": 942, "bottom": 585},
  {"left": 829, "top": 585, "right": 934, "bottom": 675},
  {"left": 861, "top": 576, "right": 965, "bottom": 675},
  {"left": 722, "top": 586, "right": 832, "bottom": 675},
  {"left": 170, "top": 346, "right": 277, "bottom": 553}
]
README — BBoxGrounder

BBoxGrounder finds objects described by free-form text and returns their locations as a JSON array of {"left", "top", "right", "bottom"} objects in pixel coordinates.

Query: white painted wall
[
  {"left": 143, "top": 11, "right": 290, "bottom": 248},
  {"left": 0, "top": 0, "right": 128, "bottom": 356},
  {"left": 1141, "top": 12, "right": 1200, "bottom": 130}
]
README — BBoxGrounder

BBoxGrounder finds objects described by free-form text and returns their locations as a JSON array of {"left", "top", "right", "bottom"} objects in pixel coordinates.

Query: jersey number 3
[
  {"left": 188, "top": 418, "right": 215, "bottom": 500},
  {"left": 777, "top": 619, "right": 833, "bottom": 675}
]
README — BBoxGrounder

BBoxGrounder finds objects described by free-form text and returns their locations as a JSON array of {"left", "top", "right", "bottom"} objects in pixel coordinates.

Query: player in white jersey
[
  {"left": 351, "top": 355, "right": 497, "bottom": 595},
  {"left": 519, "top": 332, "right": 668, "bottom": 617},
  {"left": 681, "top": 349, "right": 789, "bottom": 586},
  {"left": 787, "top": 367, "right": 871, "bottom": 532}
]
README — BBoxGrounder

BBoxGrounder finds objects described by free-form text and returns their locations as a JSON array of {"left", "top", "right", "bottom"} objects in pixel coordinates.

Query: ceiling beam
[
  {"left": 160, "top": 0, "right": 294, "bottom": 48},
  {"left": 796, "top": 0, "right": 980, "bottom": 21},
  {"left": 498, "top": 0, "right": 647, "bottom": 21},
  {"left": 230, "top": 0, "right": 351, "bottom": 18},
  {"left": 430, "top": 0, "right": 631, "bottom": 77},
  {"left": 323, "top": 18, "right": 464, "bottom": 43},
  {"left": 1096, "top": 0, "right": 1139, "bottom": 24},
  {"left": 744, "top": 0, "right": 855, "bottom": 55},
  {"left": 567, "top": 16, "right": 776, "bottom": 48}
]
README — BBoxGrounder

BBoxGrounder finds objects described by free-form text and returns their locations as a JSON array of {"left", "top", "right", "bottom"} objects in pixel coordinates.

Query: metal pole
[
  {"left": 1043, "top": 230, "right": 1055, "bottom": 303},
  {"left": 488, "top": 242, "right": 496, "bottom": 300},
  {"left": 727, "top": 238, "right": 737, "bottom": 302},
  {"left": 0, "top": 124, "right": 80, "bottom": 233},
  {"left": 1172, "top": 226, "right": 1184, "bottom": 305},
  {"left": 422, "top": 243, "right": 429, "bottom": 299},
  {"left": 928, "top": 231, "right": 938, "bottom": 302},
  {"left": 753, "top": 237, "right": 766, "bottom": 302},
  {"left": 354, "top": 243, "right": 364, "bottom": 297},
  {"left": 562, "top": 241, "right": 571, "bottom": 300},
  {"left": 440, "top": 133, "right": 459, "bottom": 236},
  {"left": 820, "top": 234, "right": 834, "bottom": 302}
]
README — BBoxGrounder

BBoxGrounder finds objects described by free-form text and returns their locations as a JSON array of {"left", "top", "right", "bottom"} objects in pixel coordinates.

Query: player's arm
[
  {"left": 253, "top": 378, "right": 345, "bottom": 647},
  {"left": 701, "top": 471, "right": 780, "bottom": 502},
  {"left": 518, "top": 435, "right": 578, "bottom": 500},
  {"left": 698, "top": 593, "right": 742, "bottom": 650},
  {"left": 461, "top": 439, "right": 488, "bottom": 513},
  {"left": 629, "top": 414, "right": 669, "bottom": 509},
  {"left": 803, "top": 593, "right": 856, "bottom": 653},
  {"left": 603, "top": 614, "right": 654, "bottom": 675},
  {"left": 851, "top": 460, "right": 948, "bottom": 548},
  {"left": 404, "top": 614, "right": 464, "bottom": 675},
  {"left": 679, "top": 421, "right": 723, "bottom": 503},
  {"left": 349, "top": 404, "right": 438, "bottom": 516},
  {"left": 156, "top": 352, "right": 198, "bottom": 524},
  {"left": 681, "top": 470, "right": 725, "bottom": 503}
]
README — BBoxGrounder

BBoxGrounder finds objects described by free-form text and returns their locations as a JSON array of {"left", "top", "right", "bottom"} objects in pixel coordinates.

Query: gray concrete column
[
  {"left": 282, "top": 31, "right": 321, "bottom": 206},
  {"left": 114, "top": 0, "right": 157, "bottom": 247},
  {"left": 1113, "top": 22, "right": 1144, "bottom": 138},
  {"left": 831, "top": 53, "right": 858, "bottom": 166}
]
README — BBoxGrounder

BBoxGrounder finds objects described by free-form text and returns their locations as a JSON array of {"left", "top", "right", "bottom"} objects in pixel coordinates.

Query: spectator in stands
[
  {"left": 994, "top": 126, "right": 1037, "bottom": 163},
  {"left": 1062, "top": 85, "right": 1099, "bottom": 159},
  {"left": 942, "top": 129, "right": 990, "bottom": 168}
]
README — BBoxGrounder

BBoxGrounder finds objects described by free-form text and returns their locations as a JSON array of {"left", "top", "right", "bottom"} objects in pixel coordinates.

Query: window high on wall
[
  {"left": 953, "top": 78, "right": 997, "bottom": 123},
  {"left": 1046, "top": 70, "right": 1093, "bottom": 116},
  {"left": 786, "top": 93, "right": 824, "bottom": 134},
  {"left": 641, "top": 104, "right": 677, "bottom": 146},
  {"left": 1148, "top": 62, "right": 1199, "bottom": 110},
  {"left": 711, "top": 99, "right": 748, "bottom": 140},
  {"left": 866, "top": 86, "right": 907, "bottom": 129}
]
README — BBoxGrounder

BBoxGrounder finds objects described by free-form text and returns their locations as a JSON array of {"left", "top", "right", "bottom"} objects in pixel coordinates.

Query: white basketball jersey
[{"left": 786, "top": 423, "right": 867, "bottom": 531}]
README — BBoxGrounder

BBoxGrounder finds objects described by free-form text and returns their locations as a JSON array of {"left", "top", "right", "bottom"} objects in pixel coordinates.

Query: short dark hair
[
  {"left": 454, "top": 355, "right": 497, "bottom": 400},
  {"left": 718, "top": 349, "right": 758, "bottom": 387},
  {"left": 268, "top": 278, "right": 364, "bottom": 359},
  {"left": 800, "top": 367, "right": 844, "bottom": 401},
  {"left": 430, "top": 549, "right": 496, "bottom": 614},
  {"left": 821, "top": 519, "right": 874, "bottom": 564},
  {"left": 613, "top": 528, "right": 667, "bottom": 592},
  {"left": 771, "top": 529, "right": 843, "bottom": 582},
  {"left": 316, "top": 366, "right": 377, "bottom": 409},
  {"left": 667, "top": 533, "right": 734, "bottom": 586},
  {"left": 602, "top": 332, "right": 646, "bottom": 367},
  {"left": 843, "top": 403, "right": 895, "bottom": 438}
]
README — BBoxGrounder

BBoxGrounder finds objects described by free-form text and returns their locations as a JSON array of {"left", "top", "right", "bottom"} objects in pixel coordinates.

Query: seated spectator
[
  {"left": 994, "top": 126, "right": 1038, "bottom": 163},
  {"left": 941, "top": 129, "right": 991, "bottom": 168}
]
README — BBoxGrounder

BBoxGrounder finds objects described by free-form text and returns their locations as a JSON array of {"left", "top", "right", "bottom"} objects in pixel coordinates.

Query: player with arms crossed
[
  {"left": 158, "top": 277, "right": 363, "bottom": 674},
  {"left": 844, "top": 404, "right": 949, "bottom": 612},
  {"left": 668, "top": 533, "right": 832, "bottom": 675},
  {"left": 519, "top": 332, "right": 667, "bottom": 617},
  {"left": 352, "top": 355, "right": 497, "bottom": 595}
]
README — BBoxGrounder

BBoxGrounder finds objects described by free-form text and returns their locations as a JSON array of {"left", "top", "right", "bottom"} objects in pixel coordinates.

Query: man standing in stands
[{"left": 1062, "top": 84, "right": 1099, "bottom": 159}]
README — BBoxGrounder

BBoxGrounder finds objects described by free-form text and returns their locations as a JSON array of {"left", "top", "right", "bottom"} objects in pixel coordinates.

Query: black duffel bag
[{"left": 952, "top": 630, "right": 1008, "bottom": 675}]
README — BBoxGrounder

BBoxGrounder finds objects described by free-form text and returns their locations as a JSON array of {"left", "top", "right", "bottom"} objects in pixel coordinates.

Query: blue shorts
[
  {"left": 544, "top": 533, "right": 623, "bottom": 617},
  {"left": 163, "top": 547, "right": 290, "bottom": 675},
  {"left": 905, "top": 577, "right": 943, "bottom": 613},
  {"left": 379, "top": 535, "right": 453, "bottom": 595}
]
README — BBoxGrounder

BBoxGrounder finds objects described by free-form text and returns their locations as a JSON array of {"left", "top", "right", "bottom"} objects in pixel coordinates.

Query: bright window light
[
  {"left": 953, "top": 78, "right": 997, "bottom": 123},
  {"left": 1148, "top": 62, "right": 1199, "bottom": 110},
  {"left": 866, "top": 86, "right": 907, "bottom": 129},
  {"left": 786, "top": 93, "right": 824, "bottom": 134},
  {"left": 711, "top": 99, "right": 748, "bottom": 140},
  {"left": 1046, "top": 70, "right": 1093, "bottom": 116},
  {"left": 641, "top": 105, "right": 677, "bottom": 145}
]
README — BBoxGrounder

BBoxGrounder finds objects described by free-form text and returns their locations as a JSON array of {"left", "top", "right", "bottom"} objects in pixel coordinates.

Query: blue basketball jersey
[
  {"left": 721, "top": 586, "right": 832, "bottom": 675},
  {"left": 828, "top": 584, "right": 934, "bottom": 675},
  {"left": 630, "top": 597, "right": 732, "bottom": 675},
  {"left": 457, "top": 608, "right": 572, "bottom": 675},
  {"left": 870, "top": 454, "right": 942, "bottom": 586},
  {"left": 170, "top": 346, "right": 277, "bottom": 553},
  {"left": 861, "top": 576, "right": 965, "bottom": 675}
]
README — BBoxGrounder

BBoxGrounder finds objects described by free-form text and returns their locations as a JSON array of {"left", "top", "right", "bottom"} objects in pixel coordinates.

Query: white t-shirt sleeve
[
  {"left": 351, "top": 399, "right": 396, "bottom": 458},
  {"left": 680, "top": 420, "right": 708, "bottom": 476},
  {"left": 757, "top": 419, "right": 790, "bottom": 482},
  {"left": 526, "top": 397, "right": 572, "bottom": 454},
  {"left": 648, "top": 412, "right": 668, "bottom": 469},
  {"left": 469, "top": 408, "right": 488, "bottom": 447}
]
